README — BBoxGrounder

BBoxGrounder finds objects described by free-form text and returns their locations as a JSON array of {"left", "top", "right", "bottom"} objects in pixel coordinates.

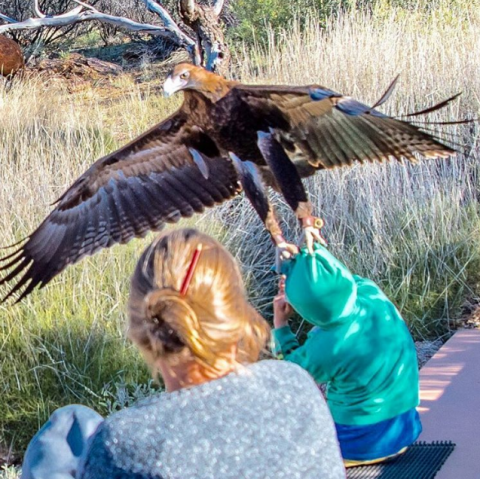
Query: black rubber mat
[{"left": 346, "top": 441, "right": 455, "bottom": 479}]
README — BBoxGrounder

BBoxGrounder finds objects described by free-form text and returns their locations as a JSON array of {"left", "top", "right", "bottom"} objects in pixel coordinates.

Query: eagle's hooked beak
[{"left": 163, "top": 76, "right": 183, "bottom": 98}]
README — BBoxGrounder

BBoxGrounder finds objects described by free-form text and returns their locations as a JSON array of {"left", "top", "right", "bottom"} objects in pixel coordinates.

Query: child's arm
[
  {"left": 272, "top": 245, "right": 360, "bottom": 384},
  {"left": 272, "top": 282, "right": 299, "bottom": 357},
  {"left": 272, "top": 325, "right": 332, "bottom": 383},
  {"left": 272, "top": 277, "right": 301, "bottom": 357},
  {"left": 272, "top": 284, "right": 331, "bottom": 384}
]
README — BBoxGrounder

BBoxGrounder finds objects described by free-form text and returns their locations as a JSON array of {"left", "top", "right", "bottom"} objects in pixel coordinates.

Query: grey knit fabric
[{"left": 79, "top": 360, "right": 346, "bottom": 479}]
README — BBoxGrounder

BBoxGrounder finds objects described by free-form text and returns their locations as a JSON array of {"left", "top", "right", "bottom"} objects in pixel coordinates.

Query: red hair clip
[{"left": 180, "top": 244, "right": 203, "bottom": 296}]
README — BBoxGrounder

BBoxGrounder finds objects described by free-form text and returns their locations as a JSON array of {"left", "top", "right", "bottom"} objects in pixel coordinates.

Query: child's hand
[{"left": 273, "top": 276, "right": 293, "bottom": 328}]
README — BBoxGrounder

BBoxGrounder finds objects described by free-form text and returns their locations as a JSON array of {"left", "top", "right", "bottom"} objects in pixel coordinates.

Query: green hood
[
  {"left": 273, "top": 245, "right": 420, "bottom": 426},
  {"left": 281, "top": 245, "right": 358, "bottom": 330}
]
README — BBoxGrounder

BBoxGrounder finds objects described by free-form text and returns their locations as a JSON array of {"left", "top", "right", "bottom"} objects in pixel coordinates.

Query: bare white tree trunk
[
  {"left": 212, "top": 0, "right": 226, "bottom": 18},
  {"left": 179, "top": 0, "right": 230, "bottom": 76}
]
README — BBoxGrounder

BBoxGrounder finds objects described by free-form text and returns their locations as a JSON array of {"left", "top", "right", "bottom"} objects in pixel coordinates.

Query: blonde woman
[{"left": 22, "top": 228, "right": 345, "bottom": 479}]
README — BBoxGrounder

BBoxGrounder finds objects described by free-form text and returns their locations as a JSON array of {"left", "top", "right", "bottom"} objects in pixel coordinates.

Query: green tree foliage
[{"left": 229, "top": 0, "right": 355, "bottom": 43}]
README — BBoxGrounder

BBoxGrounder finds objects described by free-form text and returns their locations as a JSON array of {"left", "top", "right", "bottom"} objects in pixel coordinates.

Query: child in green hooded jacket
[{"left": 273, "top": 244, "right": 422, "bottom": 466}]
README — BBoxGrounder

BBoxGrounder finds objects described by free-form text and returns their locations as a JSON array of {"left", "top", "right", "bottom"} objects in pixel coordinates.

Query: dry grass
[
  {"left": 228, "top": 2, "right": 480, "bottom": 338},
  {"left": 0, "top": 466, "right": 18, "bottom": 479},
  {"left": 1, "top": 0, "right": 480, "bottom": 466}
]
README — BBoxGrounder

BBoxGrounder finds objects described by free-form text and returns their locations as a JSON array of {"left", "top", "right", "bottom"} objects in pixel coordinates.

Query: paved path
[{"left": 418, "top": 329, "right": 480, "bottom": 479}]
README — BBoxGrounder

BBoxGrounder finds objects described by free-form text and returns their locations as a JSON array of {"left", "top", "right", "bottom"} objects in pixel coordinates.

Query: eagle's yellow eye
[{"left": 180, "top": 72, "right": 189, "bottom": 80}]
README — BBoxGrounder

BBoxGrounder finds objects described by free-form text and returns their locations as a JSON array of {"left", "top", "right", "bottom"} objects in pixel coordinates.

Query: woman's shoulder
[
  {"left": 87, "top": 391, "right": 168, "bottom": 455},
  {"left": 105, "top": 390, "right": 166, "bottom": 424},
  {"left": 81, "top": 361, "right": 340, "bottom": 479},
  {"left": 251, "top": 358, "right": 315, "bottom": 377},
  {"left": 247, "top": 360, "right": 321, "bottom": 395},
  {"left": 81, "top": 393, "right": 171, "bottom": 477},
  {"left": 90, "top": 361, "right": 319, "bottom": 445}
]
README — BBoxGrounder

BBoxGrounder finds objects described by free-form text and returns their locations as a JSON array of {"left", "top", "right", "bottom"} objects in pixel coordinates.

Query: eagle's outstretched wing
[
  {"left": 0, "top": 111, "right": 240, "bottom": 302},
  {"left": 1, "top": 65, "right": 468, "bottom": 303},
  {"left": 234, "top": 82, "right": 457, "bottom": 169}
]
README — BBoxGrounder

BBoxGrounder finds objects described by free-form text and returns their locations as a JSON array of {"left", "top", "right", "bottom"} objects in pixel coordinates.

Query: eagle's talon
[
  {"left": 273, "top": 235, "right": 299, "bottom": 272},
  {"left": 301, "top": 217, "right": 327, "bottom": 252},
  {"left": 276, "top": 242, "right": 299, "bottom": 258}
]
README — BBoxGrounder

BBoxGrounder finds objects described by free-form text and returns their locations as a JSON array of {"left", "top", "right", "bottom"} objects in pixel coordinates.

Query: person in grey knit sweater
[{"left": 22, "top": 229, "right": 345, "bottom": 479}]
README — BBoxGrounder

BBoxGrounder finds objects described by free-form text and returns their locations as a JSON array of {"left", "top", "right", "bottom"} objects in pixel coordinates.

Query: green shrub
[{"left": 229, "top": 0, "right": 353, "bottom": 44}]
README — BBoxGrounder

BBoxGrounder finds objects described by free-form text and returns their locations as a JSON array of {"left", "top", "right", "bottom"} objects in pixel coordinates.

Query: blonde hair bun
[
  {"left": 145, "top": 288, "right": 213, "bottom": 365},
  {"left": 145, "top": 289, "right": 187, "bottom": 355},
  {"left": 129, "top": 228, "right": 270, "bottom": 372}
]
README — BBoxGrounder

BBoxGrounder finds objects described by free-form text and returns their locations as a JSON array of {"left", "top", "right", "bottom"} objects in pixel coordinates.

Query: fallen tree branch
[
  {"left": 0, "top": 8, "right": 186, "bottom": 45},
  {"left": 140, "top": 0, "right": 196, "bottom": 47},
  {"left": 34, "top": 0, "right": 46, "bottom": 18},
  {"left": 0, "top": 13, "right": 19, "bottom": 24}
]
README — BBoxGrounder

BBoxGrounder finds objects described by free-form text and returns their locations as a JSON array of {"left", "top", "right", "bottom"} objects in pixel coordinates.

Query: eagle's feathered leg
[
  {"left": 229, "top": 153, "right": 298, "bottom": 260},
  {"left": 256, "top": 131, "right": 326, "bottom": 253}
]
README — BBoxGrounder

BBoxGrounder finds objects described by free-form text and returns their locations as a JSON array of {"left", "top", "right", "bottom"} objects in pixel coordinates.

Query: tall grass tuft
[{"left": 1, "top": 0, "right": 480, "bottom": 462}]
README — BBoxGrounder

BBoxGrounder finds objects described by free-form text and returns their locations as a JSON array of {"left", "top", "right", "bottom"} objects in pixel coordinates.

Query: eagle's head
[
  {"left": 163, "top": 63, "right": 230, "bottom": 101},
  {"left": 163, "top": 63, "right": 207, "bottom": 97}
]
